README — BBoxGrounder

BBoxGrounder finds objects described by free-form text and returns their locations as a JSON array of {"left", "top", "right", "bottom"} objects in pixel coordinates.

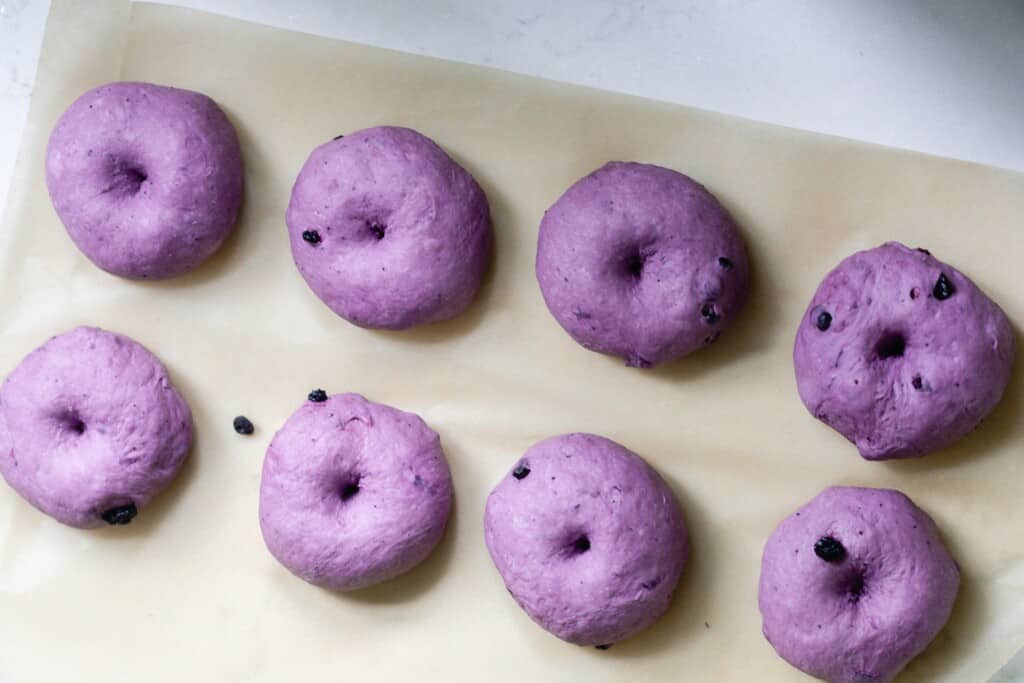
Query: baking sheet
[{"left": 1, "top": 2, "right": 1022, "bottom": 681}]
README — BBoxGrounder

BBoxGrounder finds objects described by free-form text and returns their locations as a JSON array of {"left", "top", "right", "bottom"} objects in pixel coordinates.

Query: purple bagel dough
[
  {"left": 286, "top": 126, "right": 492, "bottom": 329},
  {"left": 0, "top": 327, "right": 192, "bottom": 528},
  {"left": 45, "top": 81, "right": 244, "bottom": 279},
  {"left": 759, "top": 486, "right": 960, "bottom": 683},
  {"left": 794, "top": 242, "right": 1015, "bottom": 460},
  {"left": 536, "top": 162, "right": 750, "bottom": 368},
  {"left": 259, "top": 393, "right": 453, "bottom": 591},
  {"left": 484, "top": 433, "right": 688, "bottom": 646}
]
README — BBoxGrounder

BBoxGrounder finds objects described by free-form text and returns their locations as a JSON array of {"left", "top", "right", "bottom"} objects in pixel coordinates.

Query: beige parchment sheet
[{"left": 1, "top": 2, "right": 1022, "bottom": 681}]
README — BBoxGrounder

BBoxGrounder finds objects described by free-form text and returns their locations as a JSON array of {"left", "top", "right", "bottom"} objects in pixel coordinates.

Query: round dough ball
[
  {"left": 45, "top": 81, "right": 244, "bottom": 279},
  {"left": 794, "top": 242, "right": 1015, "bottom": 459},
  {"left": 259, "top": 392, "right": 453, "bottom": 591},
  {"left": 759, "top": 486, "right": 960, "bottom": 683},
  {"left": 536, "top": 161, "right": 750, "bottom": 367},
  {"left": 286, "top": 126, "right": 492, "bottom": 329},
  {"left": 0, "top": 326, "right": 193, "bottom": 528},
  {"left": 484, "top": 433, "right": 688, "bottom": 646}
]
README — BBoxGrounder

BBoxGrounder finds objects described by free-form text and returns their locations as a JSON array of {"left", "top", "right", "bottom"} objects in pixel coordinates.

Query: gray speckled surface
[{"left": 990, "top": 647, "right": 1024, "bottom": 682}]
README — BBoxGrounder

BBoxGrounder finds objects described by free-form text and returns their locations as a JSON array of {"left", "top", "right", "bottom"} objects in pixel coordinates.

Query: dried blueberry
[
  {"left": 701, "top": 303, "right": 719, "bottom": 324},
  {"left": 912, "top": 375, "right": 923, "bottom": 390},
  {"left": 102, "top": 503, "right": 138, "bottom": 525},
  {"left": 368, "top": 222, "right": 387, "bottom": 240},
  {"left": 916, "top": 247, "right": 931, "bottom": 256},
  {"left": 717, "top": 256, "right": 734, "bottom": 270},
  {"left": 512, "top": 463, "right": 531, "bottom": 480},
  {"left": 233, "top": 415, "right": 255, "bottom": 435},
  {"left": 813, "top": 536, "right": 846, "bottom": 563},
  {"left": 308, "top": 388, "right": 328, "bottom": 402},
  {"left": 302, "top": 230, "right": 321, "bottom": 245},
  {"left": 933, "top": 273, "right": 954, "bottom": 300},
  {"left": 815, "top": 311, "right": 832, "bottom": 331},
  {"left": 333, "top": 134, "right": 345, "bottom": 140}
]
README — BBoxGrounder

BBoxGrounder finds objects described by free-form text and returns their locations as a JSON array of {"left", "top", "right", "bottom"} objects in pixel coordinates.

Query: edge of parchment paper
[
  {"left": 2, "top": 2, "right": 1021, "bottom": 680},
  {"left": 0, "top": 0, "right": 130, "bottom": 272}
]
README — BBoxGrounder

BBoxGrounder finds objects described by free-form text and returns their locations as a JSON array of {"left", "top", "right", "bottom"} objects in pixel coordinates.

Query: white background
[{"left": 0, "top": 0, "right": 1022, "bottom": 678}]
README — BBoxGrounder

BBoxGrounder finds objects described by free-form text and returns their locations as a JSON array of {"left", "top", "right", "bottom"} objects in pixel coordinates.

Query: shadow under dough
[
  {"left": 366, "top": 160, "right": 514, "bottom": 347},
  {"left": 135, "top": 107, "right": 269, "bottom": 290},
  {"left": 884, "top": 325, "right": 1023, "bottom": 472},
  {"left": 591, "top": 471, "right": 710, "bottom": 658},
  {"left": 329, "top": 496, "right": 459, "bottom": 605},
  {"left": 645, "top": 204, "right": 782, "bottom": 383},
  {"left": 90, "top": 423, "right": 199, "bottom": 541},
  {"left": 90, "top": 358, "right": 208, "bottom": 540},
  {"left": 897, "top": 568, "right": 990, "bottom": 682}
]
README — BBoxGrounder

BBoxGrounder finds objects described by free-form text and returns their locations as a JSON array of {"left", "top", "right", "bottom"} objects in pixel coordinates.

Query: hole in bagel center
[
  {"left": 123, "top": 167, "right": 147, "bottom": 185},
  {"left": 874, "top": 332, "right": 906, "bottom": 360},
  {"left": 566, "top": 534, "right": 591, "bottom": 556},
  {"left": 366, "top": 221, "right": 387, "bottom": 240},
  {"left": 109, "top": 157, "right": 148, "bottom": 194},
  {"left": 57, "top": 411, "right": 86, "bottom": 435},
  {"left": 339, "top": 476, "right": 361, "bottom": 501},
  {"left": 844, "top": 571, "right": 867, "bottom": 604},
  {"left": 623, "top": 248, "right": 649, "bottom": 279}
]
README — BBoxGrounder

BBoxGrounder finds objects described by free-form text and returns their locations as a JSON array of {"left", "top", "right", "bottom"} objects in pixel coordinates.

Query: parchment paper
[{"left": 1, "top": 2, "right": 1022, "bottom": 681}]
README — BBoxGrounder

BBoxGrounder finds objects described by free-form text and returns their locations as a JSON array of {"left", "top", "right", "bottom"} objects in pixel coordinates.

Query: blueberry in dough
[{"left": 759, "top": 486, "right": 960, "bottom": 683}]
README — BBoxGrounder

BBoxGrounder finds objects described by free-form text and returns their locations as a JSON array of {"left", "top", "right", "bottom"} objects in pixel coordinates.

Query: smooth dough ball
[
  {"left": 0, "top": 326, "right": 193, "bottom": 528},
  {"left": 484, "top": 433, "right": 688, "bottom": 646},
  {"left": 45, "top": 81, "right": 244, "bottom": 279},
  {"left": 536, "top": 161, "right": 750, "bottom": 368},
  {"left": 259, "top": 392, "right": 453, "bottom": 591},
  {"left": 286, "top": 126, "right": 492, "bottom": 330},
  {"left": 759, "top": 486, "right": 960, "bottom": 683},
  {"left": 794, "top": 242, "right": 1015, "bottom": 460}
]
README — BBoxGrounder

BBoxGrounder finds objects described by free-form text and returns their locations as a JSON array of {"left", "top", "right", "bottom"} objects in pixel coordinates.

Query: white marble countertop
[{"left": 0, "top": 1, "right": 1022, "bottom": 678}]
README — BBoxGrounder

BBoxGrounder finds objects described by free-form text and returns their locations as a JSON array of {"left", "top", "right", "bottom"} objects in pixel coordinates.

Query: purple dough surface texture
[
  {"left": 0, "top": 326, "right": 193, "bottom": 528},
  {"left": 286, "top": 126, "right": 492, "bottom": 330},
  {"left": 259, "top": 393, "right": 453, "bottom": 591},
  {"left": 759, "top": 486, "right": 960, "bottom": 683},
  {"left": 794, "top": 242, "right": 1015, "bottom": 460},
  {"left": 536, "top": 161, "right": 750, "bottom": 368},
  {"left": 45, "top": 81, "right": 244, "bottom": 279},
  {"left": 484, "top": 433, "right": 688, "bottom": 646}
]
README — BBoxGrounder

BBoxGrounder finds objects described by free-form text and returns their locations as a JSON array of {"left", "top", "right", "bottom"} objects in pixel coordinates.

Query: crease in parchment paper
[{"left": 0, "top": 1, "right": 1022, "bottom": 681}]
